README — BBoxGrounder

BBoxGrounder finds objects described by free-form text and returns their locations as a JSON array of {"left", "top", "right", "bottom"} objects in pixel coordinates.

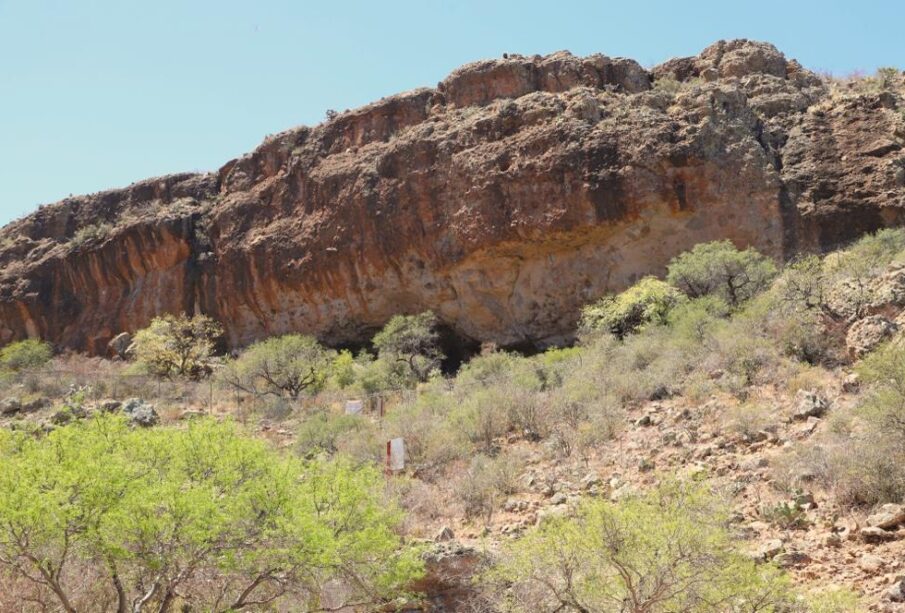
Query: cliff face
[{"left": 2, "top": 40, "right": 904, "bottom": 353}]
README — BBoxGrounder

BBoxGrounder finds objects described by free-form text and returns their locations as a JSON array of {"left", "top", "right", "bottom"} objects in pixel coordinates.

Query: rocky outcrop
[{"left": 1, "top": 40, "right": 904, "bottom": 352}]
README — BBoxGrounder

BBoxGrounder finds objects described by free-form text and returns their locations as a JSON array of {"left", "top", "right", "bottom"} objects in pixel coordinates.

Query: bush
[
  {"left": 383, "top": 392, "right": 464, "bottom": 476},
  {"left": 0, "top": 415, "right": 421, "bottom": 612},
  {"left": 485, "top": 479, "right": 792, "bottom": 612},
  {"left": 666, "top": 240, "right": 777, "bottom": 307},
  {"left": 666, "top": 295, "right": 730, "bottom": 343},
  {"left": 70, "top": 222, "right": 113, "bottom": 247},
  {"left": 580, "top": 276, "right": 685, "bottom": 338},
  {"left": 296, "top": 410, "right": 375, "bottom": 458},
  {"left": 455, "top": 451, "right": 523, "bottom": 523},
  {"left": 373, "top": 311, "right": 444, "bottom": 384},
  {"left": 0, "top": 339, "right": 52, "bottom": 372},
  {"left": 221, "top": 334, "right": 335, "bottom": 399},
  {"left": 131, "top": 313, "right": 222, "bottom": 379}
]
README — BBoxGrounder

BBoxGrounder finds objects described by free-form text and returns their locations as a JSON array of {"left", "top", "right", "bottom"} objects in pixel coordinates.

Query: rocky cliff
[{"left": 2, "top": 40, "right": 904, "bottom": 353}]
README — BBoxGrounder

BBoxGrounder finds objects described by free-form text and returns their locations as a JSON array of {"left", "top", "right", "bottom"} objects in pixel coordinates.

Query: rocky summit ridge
[{"left": 1, "top": 39, "right": 903, "bottom": 353}]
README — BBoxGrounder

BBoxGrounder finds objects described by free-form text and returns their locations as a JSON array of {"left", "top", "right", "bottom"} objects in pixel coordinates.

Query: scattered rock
[
  {"left": 634, "top": 414, "right": 653, "bottom": 427},
  {"left": 0, "top": 398, "right": 21, "bottom": 415},
  {"left": 861, "top": 526, "right": 900, "bottom": 543},
  {"left": 842, "top": 373, "right": 861, "bottom": 393},
  {"left": 435, "top": 526, "right": 455, "bottom": 542},
  {"left": 859, "top": 553, "right": 885, "bottom": 573},
  {"left": 107, "top": 332, "right": 133, "bottom": 359},
  {"left": 121, "top": 398, "right": 159, "bottom": 427},
  {"left": 580, "top": 473, "right": 602, "bottom": 490},
  {"left": 179, "top": 409, "right": 205, "bottom": 420},
  {"left": 888, "top": 576, "right": 905, "bottom": 603},
  {"left": 550, "top": 493, "right": 568, "bottom": 506},
  {"left": 755, "top": 539, "right": 784, "bottom": 561},
  {"left": 774, "top": 550, "right": 811, "bottom": 568},
  {"left": 98, "top": 399, "right": 122, "bottom": 413},
  {"left": 867, "top": 504, "right": 905, "bottom": 530},
  {"left": 50, "top": 406, "right": 86, "bottom": 425},
  {"left": 792, "top": 391, "right": 829, "bottom": 420},
  {"left": 846, "top": 315, "right": 898, "bottom": 358}
]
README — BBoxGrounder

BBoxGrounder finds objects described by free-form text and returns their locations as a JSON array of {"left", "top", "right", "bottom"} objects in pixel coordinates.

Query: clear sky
[{"left": 1, "top": 0, "right": 903, "bottom": 226}]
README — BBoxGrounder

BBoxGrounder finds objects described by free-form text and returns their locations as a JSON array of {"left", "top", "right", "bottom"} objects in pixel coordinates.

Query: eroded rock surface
[{"left": 1, "top": 40, "right": 904, "bottom": 352}]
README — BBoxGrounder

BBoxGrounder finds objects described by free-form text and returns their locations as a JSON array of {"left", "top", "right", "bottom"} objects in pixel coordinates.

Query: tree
[
  {"left": 131, "top": 313, "right": 223, "bottom": 379},
  {"left": 580, "top": 277, "right": 684, "bottom": 338},
  {"left": 666, "top": 240, "right": 777, "bottom": 307},
  {"left": 0, "top": 339, "right": 52, "bottom": 372},
  {"left": 0, "top": 415, "right": 421, "bottom": 612},
  {"left": 372, "top": 312, "right": 444, "bottom": 384},
  {"left": 485, "top": 479, "right": 792, "bottom": 612},
  {"left": 221, "top": 334, "right": 335, "bottom": 399}
]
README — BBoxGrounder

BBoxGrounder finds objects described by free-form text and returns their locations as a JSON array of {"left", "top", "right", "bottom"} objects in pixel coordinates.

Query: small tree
[
  {"left": 666, "top": 240, "right": 777, "bottom": 307},
  {"left": 0, "top": 415, "right": 421, "bottom": 612},
  {"left": 0, "top": 339, "right": 52, "bottom": 372},
  {"left": 372, "top": 312, "right": 444, "bottom": 383},
  {"left": 221, "top": 334, "right": 335, "bottom": 399},
  {"left": 580, "top": 277, "right": 684, "bottom": 338},
  {"left": 485, "top": 479, "right": 792, "bottom": 612},
  {"left": 131, "top": 313, "right": 222, "bottom": 379}
]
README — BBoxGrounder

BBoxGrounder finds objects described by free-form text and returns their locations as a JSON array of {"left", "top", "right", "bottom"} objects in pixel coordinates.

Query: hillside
[
  {"left": 6, "top": 230, "right": 905, "bottom": 610},
  {"left": 1, "top": 39, "right": 903, "bottom": 354}
]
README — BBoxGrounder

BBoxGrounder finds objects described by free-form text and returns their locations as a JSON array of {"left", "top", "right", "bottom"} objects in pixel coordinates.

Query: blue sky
[{"left": 1, "top": 0, "right": 903, "bottom": 226}]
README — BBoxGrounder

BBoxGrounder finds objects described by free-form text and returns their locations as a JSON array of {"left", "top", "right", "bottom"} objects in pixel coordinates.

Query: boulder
[
  {"left": 0, "top": 397, "right": 21, "bottom": 415},
  {"left": 107, "top": 332, "right": 133, "bottom": 359},
  {"left": 867, "top": 504, "right": 905, "bottom": 530},
  {"left": 792, "top": 391, "right": 829, "bottom": 420},
  {"left": 889, "top": 577, "right": 905, "bottom": 603},
  {"left": 435, "top": 526, "right": 455, "bottom": 542},
  {"left": 846, "top": 316, "right": 898, "bottom": 358},
  {"left": 121, "top": 398, "right": 159, "bottom": 427},
  {"left": 861, "top": 526, "right": 900, "bottom": 543}
]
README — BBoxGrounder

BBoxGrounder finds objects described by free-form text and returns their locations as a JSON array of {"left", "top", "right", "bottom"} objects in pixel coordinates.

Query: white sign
[
  {"left": 388, "top": 438, "right": 405, "bottom": 471},
  {"left": 345, "top": 399, "right": 363, "bottom": 415}
]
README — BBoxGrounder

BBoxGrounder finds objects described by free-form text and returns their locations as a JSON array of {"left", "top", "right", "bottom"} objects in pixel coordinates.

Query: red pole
[{"left": 385, "top": 440, "right": 392, "bottom": 477}]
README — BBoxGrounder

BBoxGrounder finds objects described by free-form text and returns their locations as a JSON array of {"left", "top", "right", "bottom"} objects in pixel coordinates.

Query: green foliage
[
  {"left": 777, "top": 230, "right": 905, "bottom": 321},
  {"left": 666, "top": 295, "right": 731, "bottom": 343},
  {"left": 758, "top": 500, "right": 810, "bottom": 530},
  {"left": 296, "top": 410, "right": 375, "bottom": 459},
  {"left": 70, "top": 222, "right": 113, "bottom": 247},
  {"left": 455, "top": 451, "right": 522, "bottom": 523},
  {"left": 805, "top": 586, "right": 864, "bottom": 612},
  {"left": 857, "top": 342, "right": 905, "bottom": 440},
  {"left": 580, "top": 276, "right": 685, "bottom": 338},
  {"left": 666, "top": 240, "right": 777, "bottom": 307},
  {"left": 0, "top": 415, "right": 421, "bottom": 612},
  {"left": 221, "top": 334, "right": 335, "bottom": 399},
  {"left": 486, "top": 479, "right": 792, "bottom": 612},
  {"left": 372, "top": 311, "right": 444, "bottom": 384},
  {"left": 0, "top": 339, "right": 52, "bottom": 372},
  {"left": 132, "top": 313, "right": 222, "bottom": 379}
]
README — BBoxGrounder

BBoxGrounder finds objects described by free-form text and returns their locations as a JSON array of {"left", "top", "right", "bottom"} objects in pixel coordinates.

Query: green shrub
[
  {"left": 0, "top": 415, "right": 421, "bottom": 612},
  {"left": 580, "top": 276, "right": 685, "bottom": 338},
  {"left": 221, "top": 334, "right": 335, "bottom": 399},
  {"left": 455, "top": 451, "right": 523, "bottom": 523},
  {"left": 666, "top": 240, "right": 777, "bottom": 307},
  {"left": 666, "top": 295, "right": 730, "bottom": 343},
  {"left": 0, "top": 339, "right": 52, "bottom": 372},
  {"left": 296, "top": 410, "right": 374, "bottom": 458},
  {"left": 70, "top": 221, "right": 113, "bottom": 247},
  {"left": 373, "top": 311, "right": 444, "bottom": 384},
  {"left": 131, "top": 313, "right": 222, "bottom": 379},
  {"left": 485, "top": 479, "right": 793, "bottom": 612}
]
